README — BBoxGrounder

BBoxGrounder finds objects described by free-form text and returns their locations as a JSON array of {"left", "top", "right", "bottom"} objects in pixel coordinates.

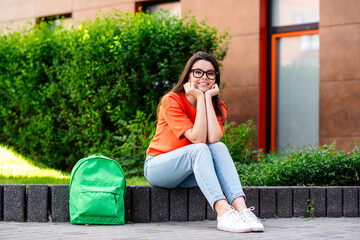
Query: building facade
[{"left": 1, "top": 0, "right": 359, "bottom": 152}]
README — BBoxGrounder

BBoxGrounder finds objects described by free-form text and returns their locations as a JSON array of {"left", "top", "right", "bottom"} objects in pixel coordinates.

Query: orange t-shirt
[{"left": 146, "top": 92, "right": 227, "bottom": 156}]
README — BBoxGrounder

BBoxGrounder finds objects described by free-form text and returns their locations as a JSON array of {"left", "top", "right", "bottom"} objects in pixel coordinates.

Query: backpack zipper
[{"left": 114, "top": 193, "right": 117, "bottom": 203}]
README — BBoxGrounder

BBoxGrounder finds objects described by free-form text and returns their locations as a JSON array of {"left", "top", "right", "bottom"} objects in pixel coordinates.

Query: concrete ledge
[
  {"left": 151, "top": 186, "right": 169, "bottom": 222},
  {"left": 27, "top": 185, "right": 48, "bottom": 222},
  {"left": 310, "top": 187, "right": 326, "bottom": 217},
  {"left": 4, "top": 185, "right": 26, "bottom": 222},
  {"left": 343, "top": 187, "right": 358, "bottom": 217},
  {"left": 259, "top": 187, "right": 276, "bottom": 218},
  {"left": 327, "top": 187, "right": 343, "bottom": 217},
  {"left": 124, "top": 186, "right": 132, "bottom": 222},
  {"left": 1, "top": 186, "right": 360, "bottom": 223},
  {"left": 0, "top": 185, "right": 3, "bottom": 221},
  {"left": 243, "top": 187, "right": 259, "bottom": 216},
  {"left": 188, "top": 187, "right": 206, "bottom": 221},
  {"left": 132, "top": 186, "right": 150, "bottom": 223},
  {"left": 49, "top": 185, "right": 70, "bottom": 222},
  {"left": 276, "top": 187, "right": 292, "bottom": 218},
  {"left": 293, "top": 187, "right": 309, "bottom": 217},
  {"left": 170, "top": 188, "right": 188, "bottom": 221}
]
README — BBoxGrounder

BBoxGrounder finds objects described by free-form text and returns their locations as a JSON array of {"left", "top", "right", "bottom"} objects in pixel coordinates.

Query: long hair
[{"left": 158, "top": 51, "right": 226, "bottom": 122}]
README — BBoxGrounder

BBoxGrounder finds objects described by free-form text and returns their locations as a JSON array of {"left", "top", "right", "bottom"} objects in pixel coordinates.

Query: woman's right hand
[{"left": 184, "top": 82, "right": 203, "bottom": 98}]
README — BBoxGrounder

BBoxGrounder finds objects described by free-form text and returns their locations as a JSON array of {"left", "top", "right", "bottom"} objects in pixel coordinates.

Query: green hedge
[
  {"left": 0, "top": 10, "right": 230, "bottom": 175},
  {"left": 237, "top": 143, "right": 360, "bottom": 186}
]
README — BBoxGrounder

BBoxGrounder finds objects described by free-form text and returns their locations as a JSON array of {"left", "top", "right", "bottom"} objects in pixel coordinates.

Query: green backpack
[{"left": 69, "top": 154, "right": 126, "bottom": 225}]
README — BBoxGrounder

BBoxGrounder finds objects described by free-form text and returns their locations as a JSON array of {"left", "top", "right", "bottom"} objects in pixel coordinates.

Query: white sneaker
[
  {"left": 217, "top": 208, "right": 251, "bottom": 233},
  {"left": 238, "top": 207, "right": 264, "bottom": 232}
]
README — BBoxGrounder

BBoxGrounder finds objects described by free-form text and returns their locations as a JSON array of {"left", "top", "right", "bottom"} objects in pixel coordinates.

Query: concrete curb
[{"left": 0, "top": 185, "right": 359, "bottom": 223}]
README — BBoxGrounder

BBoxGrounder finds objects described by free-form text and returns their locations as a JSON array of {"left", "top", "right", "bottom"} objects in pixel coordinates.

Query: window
[
  {"left": 273, "top": 31, "right": 319, "bottom": 150},
  {"left": 36, "top": 13, "right": 72, "bottom": 29},
  {"left": 259, "top": 0, "right": 319, "bottom": 152},
  {"left": 272, "top": 0, "right": 319, "bottom": 27},
  {"left": 136, "top": 1, "right": 181, "bottom": 16}
]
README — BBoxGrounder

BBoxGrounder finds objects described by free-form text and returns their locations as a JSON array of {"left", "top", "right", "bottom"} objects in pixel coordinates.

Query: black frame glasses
[{"left": 190, "top": 69, "right": 217, "bottom": 80}]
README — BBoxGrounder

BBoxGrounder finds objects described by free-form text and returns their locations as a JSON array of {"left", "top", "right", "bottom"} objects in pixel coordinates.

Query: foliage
[
  {"left": 222, "top": 120, "right": 260, "bottom": 163},
  {"left": 237, "top": 143, "right": 360, "bottom": 186},
  {"left": 0, "top": 144, "right": 149, "bottom": 185},
  {"left": 0, "top": 145, "right": 70, "bottom": 185},
  {"left": 0, "top": 10, "right": 230, "bottom": 175}
]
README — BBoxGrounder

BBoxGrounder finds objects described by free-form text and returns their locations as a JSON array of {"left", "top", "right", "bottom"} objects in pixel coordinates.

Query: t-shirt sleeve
[{"left": 162, "top": 95, "right": 194, "bottom": 139}]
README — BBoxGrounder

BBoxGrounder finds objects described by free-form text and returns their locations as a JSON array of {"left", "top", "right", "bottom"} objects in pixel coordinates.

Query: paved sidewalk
[{"left": 1, "top": 218, "right": 360, "bottom": 240}]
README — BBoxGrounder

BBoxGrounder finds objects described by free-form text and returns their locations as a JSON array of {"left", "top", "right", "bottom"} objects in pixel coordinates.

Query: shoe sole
[
  {"left": 217, "top": 225, "right": 251, "bottom": 233},
  {"left": 251, "top": 227, "right": 264, "bottom": 232}
]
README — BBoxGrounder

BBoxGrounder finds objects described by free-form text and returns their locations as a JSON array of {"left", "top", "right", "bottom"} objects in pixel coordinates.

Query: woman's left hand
[{"left": 206, "top": 83, "right": 220, "bottom": 97}]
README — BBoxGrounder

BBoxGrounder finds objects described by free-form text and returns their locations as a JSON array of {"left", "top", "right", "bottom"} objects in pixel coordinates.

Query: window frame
[{"left": 259, "top": 0, "right": 319, "bottom": 152}]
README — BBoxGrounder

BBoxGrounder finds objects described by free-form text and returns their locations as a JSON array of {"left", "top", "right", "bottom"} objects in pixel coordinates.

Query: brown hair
[{"left": 158, "top": 51, "right": 226, "bottom": 122}]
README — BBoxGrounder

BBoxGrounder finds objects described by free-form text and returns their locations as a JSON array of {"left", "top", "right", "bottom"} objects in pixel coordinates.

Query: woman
[{"left": 144, "top": 52, "right": 264, "bottom": 233}]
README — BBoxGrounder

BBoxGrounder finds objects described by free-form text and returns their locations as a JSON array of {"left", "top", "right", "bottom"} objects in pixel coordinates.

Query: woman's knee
[
  {"left": 191, "top": 143, "right": 210, "bottom": 153},
  {"left": 209, "top": 141, "right": 228, "bottom": 151},
  {"left": 189, "top": 143, "right": 213, "bottom": 164}
]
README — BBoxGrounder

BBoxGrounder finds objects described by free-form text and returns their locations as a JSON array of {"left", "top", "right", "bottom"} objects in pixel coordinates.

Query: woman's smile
[{"left": 188, "top": 60, "right": 216, "bottom": 92}]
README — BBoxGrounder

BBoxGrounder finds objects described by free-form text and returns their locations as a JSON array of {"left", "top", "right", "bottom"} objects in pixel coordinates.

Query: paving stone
[
  {"left": 243, "top": 187, "right": 259, "bottom": 217},
  {"left": 3, "top": 184, "right": 26, "bottom": 222},
  {"left": 27, "top": 185, "right": 48, "bottom": 222},
  {"left": 1, "top": 217, "right": 360, "bottom": 239},
  {"left": 132, "top": 186, "right": 150, "bottom": 223},
  {"left": 259, "top": 187, "right": 276, "bottom": 219},
  {"left": 309, "top": 187, "right": 326, "bottom": 217},
  {"left": 151, "top": 186, "right": 169, "bottom": 222},
  {"left": 49, "top": 185, "right": 69, "bottom": 222},
  {"left": 188, "top": 187, "right": 206, "bottom": 221},
  {"left": 124, "top": 186, "right": 132, "bottom": 222},
  {"left": 276, "top": 187, "right": 292, "bottom": 218},
  {"left": 293, "top": 187, "right": 309, "bottom": 217},
  {"left": 343, "top": 187, "right": 358, "bottom": 217},
  {"left": 0, "top": 185, "right": 3, "bottom": 221},
  {"left": 206, "top": 202, "right": 217, "bottom": 220},
  {"left": 327, "top": 187, "right": 343, "bottom": 217},
  {"left": 170, "top": 188, "right": 188, "bottom": 221}
]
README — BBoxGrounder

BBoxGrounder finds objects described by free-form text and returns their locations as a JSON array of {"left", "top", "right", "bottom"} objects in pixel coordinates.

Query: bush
[
  {"left": 0, "top": 10, "right": 230, "bottom": 175},
  {"left": 237, "top": 143, "right": 360, "bottom": 186},
  {"left": 222, "top": 120, "right": 260, "bottom": 163}
]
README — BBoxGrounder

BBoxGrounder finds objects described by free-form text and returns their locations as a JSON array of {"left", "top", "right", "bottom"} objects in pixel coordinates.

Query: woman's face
[{"left": 188, "top": 60, "right": 216, "bottom": 93}]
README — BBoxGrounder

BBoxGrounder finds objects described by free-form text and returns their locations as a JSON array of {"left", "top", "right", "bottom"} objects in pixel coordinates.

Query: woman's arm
[
  {"left": 183, "top": 82, "right": 207, "bottom": 143},
  {"left": 205, "top": 84, "right": 223, "bottom": 143}
]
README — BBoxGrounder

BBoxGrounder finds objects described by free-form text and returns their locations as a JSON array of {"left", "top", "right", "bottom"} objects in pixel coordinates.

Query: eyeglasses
[{"left": 190, "top": 69, "right": 217, "bottom": 80}]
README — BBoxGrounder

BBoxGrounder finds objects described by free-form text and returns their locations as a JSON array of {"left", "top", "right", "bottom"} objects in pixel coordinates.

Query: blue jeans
[{"left": 144, "top": 142, "right": 245, "bottom": 209}]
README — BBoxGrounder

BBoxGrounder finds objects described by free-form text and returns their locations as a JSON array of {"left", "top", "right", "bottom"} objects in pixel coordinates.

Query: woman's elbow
[
  {"left": 191, "top": 138, "right": 207, "bottom": 144},
  {"left": 208, "top": 134, "right": 223, "bottom": 144}
]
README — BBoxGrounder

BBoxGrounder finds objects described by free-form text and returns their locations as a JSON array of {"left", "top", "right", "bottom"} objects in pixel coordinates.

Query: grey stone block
[
  {"left": 206, "top": 202, "right": 217, "bottom": 220},
  {"left": 151, "top": 186, "right": 169, "bottom": 222},
  {"left": 132, "top": 186, "right": 150, "bottom": 223},
  {"left": 49, "top": 185, "right": 69, "bottom": 222},
  {"left": 124, "top": 186, "right": 132, "bottom": 222},
  {"left": 259, "top": 187, "right": 276, "bottom": 219},
  {"left": 4, "top": 185, "right": 26, "bottom": 222},
  {"left": 243, "top": 187, "right": 259, "bottom": 217},
  {"left": 276, "top": 187, "right": 292, "bottom": 218},
  {"left": 0, "top": 185, "right": 3, "bottom": 221},
  {"left": 343, "top": 187, "right": 358, "bottom": 217},
  {"left": 27, "top": 185, "right": 48, "bottom": 222},
  {"left": 188, "top": 187, "right": 206, "bottom": 221},
  {"left": 170, "top": 188, "right": 188, "bottom": 221},
  {"left": 327, "top": 187, "right": 343, "bottom": 217},
  {"left": 309, "top": 187, "right": 326, "bottom": 217},
  {"left": 293, "top": 187, "right": 309, "bottom": 217}
]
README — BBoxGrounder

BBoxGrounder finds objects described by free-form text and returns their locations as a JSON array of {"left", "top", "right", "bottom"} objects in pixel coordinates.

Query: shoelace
[
  {"left": 240, "top": 206, "right": 261, "bottom": 223},
  {"left": 225, "top": 206, "right": 243, "bottom": 222}
]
